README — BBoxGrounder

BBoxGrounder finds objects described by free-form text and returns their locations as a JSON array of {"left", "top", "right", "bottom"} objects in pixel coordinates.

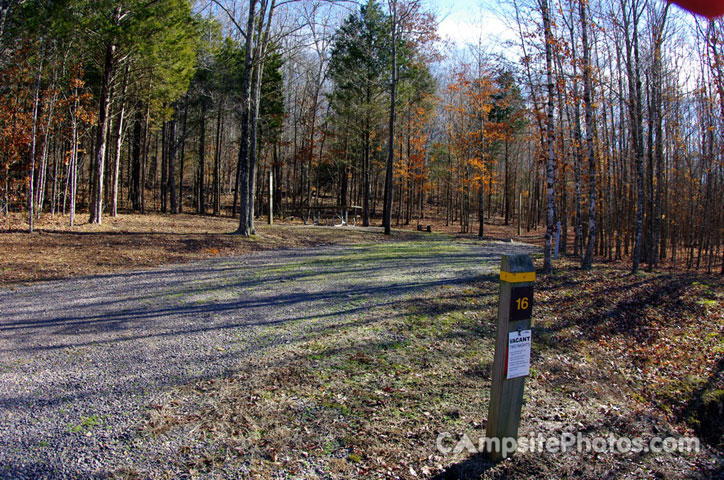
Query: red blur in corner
[{"left": 670, "top": 0, "right": 724, "bottom": 18}]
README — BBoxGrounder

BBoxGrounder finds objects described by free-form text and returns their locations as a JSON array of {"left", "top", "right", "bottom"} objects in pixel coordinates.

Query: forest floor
[
  {"left": 0, "top": 214, "right": 722, "bottom": 479},
  {"left": 0, "top": 212, "right": 421, "bottom": 286},
  {"left": 0, "top": 212, "right": 542, "bottom": 287}
]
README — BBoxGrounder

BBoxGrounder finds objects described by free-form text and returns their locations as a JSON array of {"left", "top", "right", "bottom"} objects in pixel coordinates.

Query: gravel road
[{"left": 0, "top": 238, "right": 536, "bottom": 479}]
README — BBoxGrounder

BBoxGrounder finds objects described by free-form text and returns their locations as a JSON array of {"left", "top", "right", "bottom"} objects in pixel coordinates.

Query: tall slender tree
[
  {"left": 580, "top": 0, "right": 596, "bottom": 269},
  {"left": 540, "top": 0, "right": 557, "bottom": 274}
]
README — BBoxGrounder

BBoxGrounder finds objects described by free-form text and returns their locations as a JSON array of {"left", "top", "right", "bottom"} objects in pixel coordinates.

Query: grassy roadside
[{"left": 128, "top": 254, "right": 722, "bottom": 479}]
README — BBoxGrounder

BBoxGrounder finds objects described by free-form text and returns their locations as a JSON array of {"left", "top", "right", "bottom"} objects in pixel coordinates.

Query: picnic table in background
[{"left": 300, "top": 206, "right": 362, "bottom": 227}]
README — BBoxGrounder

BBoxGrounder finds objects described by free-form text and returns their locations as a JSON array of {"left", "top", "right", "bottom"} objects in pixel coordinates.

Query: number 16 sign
[{"left": 510, "top": 285, "right": 533, "bottom": 321}]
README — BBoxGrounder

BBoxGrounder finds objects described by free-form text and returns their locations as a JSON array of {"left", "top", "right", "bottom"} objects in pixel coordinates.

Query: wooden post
[
  {"left": 268, "top": 170, "right": 273, "bottom": 225},
  {"left": 486, "top": 254, "right": 535, "bottom": 460}
]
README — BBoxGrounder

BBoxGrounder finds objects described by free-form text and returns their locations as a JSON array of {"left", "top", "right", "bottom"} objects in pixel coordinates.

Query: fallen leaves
[{"left": 0, "top": 212, "right": 420, "bottom": 286}]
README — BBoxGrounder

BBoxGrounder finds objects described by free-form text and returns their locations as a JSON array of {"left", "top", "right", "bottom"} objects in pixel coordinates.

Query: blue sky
[{"left": 423, "top": 0, "right": 517, "bottom": 54}]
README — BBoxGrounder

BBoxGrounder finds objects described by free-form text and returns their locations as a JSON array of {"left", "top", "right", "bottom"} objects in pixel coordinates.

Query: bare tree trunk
[
  {"left": 652, "top": 5, "right": 669, "bottom": 268},
  {"left": 69, "top": 98, "right": 79, "bottom": 226},
  {"left": 248, "top": 42, "right": 263, "bottom": 234},
  {"left": 62, "top": 151, "right": 68, "bottom": 216},
  {"left": 161, "top": 121, "right": 167, "bottom": 213},
  {"left": 478, "top": 87, "right": 485, "bottom": 238},
  {"left": 581, "top": 0, "right": 596, "bottom": 269},
  {"left": 37, "top": 51, "right": 60, "bottom": 219},
  {"left": 213, "top": 102, "right": 222, "bottom": 215},
  {"left": 235, "top": 0, "right": 257, "bottom": 235},
  {"left": 247, "top": 0, "right": 276, "bottom": 235},
  {"left": 504, "top": 140, "right": 510, "bottom": 225},
  {"left": 140, "top": 104, "right": 149, "bottom": 214},
  {"left": 178, "top": 99, "right": 187, "bottom": 213},
  {"left": 541, "top": 0, "right": 556, "bottom": 274},
  {"left": 383, "top": 0, "right": 397, "bottom": 235},
  {"left": 363, "top": 94, "right": 371, "bottom": 226},
  {"left": 131, "top": 108, "right": 143, "bottom": 211},
  {"left": 565, "top": 16, "right": 584, "bottom": 259},
  {"left": 89, "top": 22, "right": 118, "bottom": 224},
  {"left": 273, "top": 152, "right": 282, "bottom": 216},
  {"left": 623, "top": 0, "right": 645, "bottom": 274},
  {"left": 51, "top": 138, "right": 59, "bottom": 217},
  {"left": 27, "top": 47, "right": 43, "bottom": 233},
  {"left": 168, "top": 107, "right": 177, "bottom": 214},
  {"left": 111, "top": 65, "right": 128, "bottom": 217},
  {"left": 199, "top": 100, "right": 207, "bottom": 215}
]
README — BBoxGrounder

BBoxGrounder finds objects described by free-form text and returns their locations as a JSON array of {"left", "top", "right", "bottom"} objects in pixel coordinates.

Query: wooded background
[{"left": 1, "top": 0, "right": 722, "bottom": 274}]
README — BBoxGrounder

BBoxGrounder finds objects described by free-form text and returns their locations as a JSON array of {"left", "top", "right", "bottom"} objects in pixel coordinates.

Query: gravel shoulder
[{"left": 0, "top": 237, "right": 536, "bottom": 478}]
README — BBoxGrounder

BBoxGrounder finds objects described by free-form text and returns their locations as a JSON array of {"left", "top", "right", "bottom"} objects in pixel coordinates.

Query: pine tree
[{"left": 329, "top": 0, "right": 391, "bottom": 227}]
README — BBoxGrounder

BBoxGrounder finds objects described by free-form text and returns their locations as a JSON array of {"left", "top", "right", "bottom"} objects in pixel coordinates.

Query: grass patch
[{"left": 69, "top": 414, "right": 103, "bottom": 434}]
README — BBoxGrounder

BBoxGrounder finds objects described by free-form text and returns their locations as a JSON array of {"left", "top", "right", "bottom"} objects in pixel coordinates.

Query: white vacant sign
[{"left": 506, "top": 330, "right": 531, "bottom": 379}]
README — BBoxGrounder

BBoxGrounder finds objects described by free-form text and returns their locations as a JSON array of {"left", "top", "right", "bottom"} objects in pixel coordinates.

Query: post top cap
[{"left": 501, "top": 254, "right": 535, "bottom": 274}]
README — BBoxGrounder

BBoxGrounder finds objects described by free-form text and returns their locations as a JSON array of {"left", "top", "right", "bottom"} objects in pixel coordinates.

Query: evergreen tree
[
  {"left": 329, "top": 0, "right": 390, "bottom": 226},
  {"left": 59, "top": 0, "right": 198, "bottom": 224}
]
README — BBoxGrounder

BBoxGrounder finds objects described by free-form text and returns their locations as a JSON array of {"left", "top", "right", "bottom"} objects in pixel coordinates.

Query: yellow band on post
[{"left": 500, "top": 271, "right": 536, "bottom": 283}]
